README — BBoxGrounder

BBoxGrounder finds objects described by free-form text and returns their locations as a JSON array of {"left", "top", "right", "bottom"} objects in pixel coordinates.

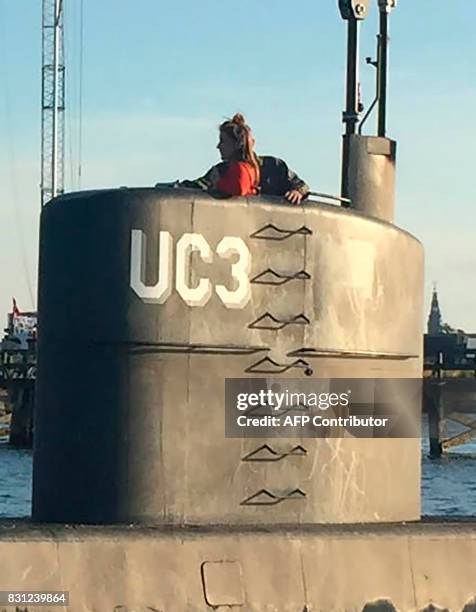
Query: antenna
[
  {"left": 337, "top": 1, "right": 370, "bottom": 200},
  {"left": 41, "top": 0, "right": 65, "bottom": 207},
  {"left": 377, "top": 0, "right": 397, "bottom": 136}
]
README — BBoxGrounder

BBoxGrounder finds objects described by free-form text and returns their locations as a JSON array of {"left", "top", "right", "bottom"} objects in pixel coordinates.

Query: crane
[{"left": 41, "top": 0, "right": 65, "bottom": 207}]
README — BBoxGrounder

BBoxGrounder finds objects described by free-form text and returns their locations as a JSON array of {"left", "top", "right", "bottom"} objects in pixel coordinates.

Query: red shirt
[{"left": 216, "top": 161, "right": 258, "bottom": 196}]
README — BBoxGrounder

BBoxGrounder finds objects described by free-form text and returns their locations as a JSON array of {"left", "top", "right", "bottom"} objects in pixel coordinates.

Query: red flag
[{"left": 12, "top": 297, "right": 20, "bottom": 317}]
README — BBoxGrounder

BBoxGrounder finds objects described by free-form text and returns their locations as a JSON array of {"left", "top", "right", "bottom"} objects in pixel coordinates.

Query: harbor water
[{"left": 1, "top": 416, "right": 475, "bottom": 519}]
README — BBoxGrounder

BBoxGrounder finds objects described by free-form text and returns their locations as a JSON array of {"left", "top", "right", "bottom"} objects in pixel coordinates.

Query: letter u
[{"left": 130, "top": 229, "right": 173, "bottom": 304}]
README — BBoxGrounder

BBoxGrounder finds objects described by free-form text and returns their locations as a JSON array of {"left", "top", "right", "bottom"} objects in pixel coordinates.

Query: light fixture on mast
[{"left": 41, "top": 0, "right": 65, "bottom": 207}]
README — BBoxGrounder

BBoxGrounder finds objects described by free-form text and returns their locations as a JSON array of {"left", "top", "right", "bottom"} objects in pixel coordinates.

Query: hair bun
[{"left": 231, "top": 113, "right": 246, "bottom": 126}]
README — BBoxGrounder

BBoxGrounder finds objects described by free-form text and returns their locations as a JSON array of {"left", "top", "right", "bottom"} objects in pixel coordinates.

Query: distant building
[
  {"left": 424, "top": 287, "right": 476, "bottom": 368},
  {"left": 467, "top": 334, "right": 476, "bottom": 357},
  {"left": 1, "top": 309, "right": 37, "bottom": 352},
  {"left": 0, "top": 303, "right": 37, "bottom": 384},
  {"left": 427, "top": 287, "right": 443, "bottom": 334}
]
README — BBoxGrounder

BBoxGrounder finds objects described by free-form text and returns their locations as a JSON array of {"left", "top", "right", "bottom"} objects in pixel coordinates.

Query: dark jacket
[{"left": 180, "top": 155, "right": 310, "bottom": 198}]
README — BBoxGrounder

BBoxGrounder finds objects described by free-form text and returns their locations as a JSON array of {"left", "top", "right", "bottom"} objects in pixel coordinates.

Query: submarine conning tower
[
  {"left": 32, "top": 0, "right": 424, "bottom": 526},
  {"left": 32, "top": 186, "right": 423, "bottom": 525}
]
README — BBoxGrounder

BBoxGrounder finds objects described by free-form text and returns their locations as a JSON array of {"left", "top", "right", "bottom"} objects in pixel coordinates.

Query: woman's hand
[{"left": 285, "top": 190, "right": 303, "bottom": 205}]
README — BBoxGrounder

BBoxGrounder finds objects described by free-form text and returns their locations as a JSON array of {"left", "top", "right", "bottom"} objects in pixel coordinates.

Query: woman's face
[{"left": 217, "top": 131, "right": 237, "bottom": 161}]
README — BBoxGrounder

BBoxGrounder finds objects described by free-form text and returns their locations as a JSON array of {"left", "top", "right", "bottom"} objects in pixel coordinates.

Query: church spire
[{"left": 427, "top": 283, "right": 443, "bottom": 334}]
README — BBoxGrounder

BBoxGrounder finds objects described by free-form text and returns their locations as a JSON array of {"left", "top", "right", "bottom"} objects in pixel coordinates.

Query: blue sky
[{"left": 0, "top": 0, "right": 475, "bottom": 329}]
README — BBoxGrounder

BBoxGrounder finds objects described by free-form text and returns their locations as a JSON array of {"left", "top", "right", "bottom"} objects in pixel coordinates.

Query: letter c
[{"left": 176, "top": 233, "right": 213, "bottom": 306}]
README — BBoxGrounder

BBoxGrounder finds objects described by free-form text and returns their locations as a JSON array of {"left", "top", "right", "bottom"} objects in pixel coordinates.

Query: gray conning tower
[
  {"left": 32, "top": 0, "right": 422, "bottom": 527},
  {"left": 339, "top": 0, "right": 398, "bottom": 222}
]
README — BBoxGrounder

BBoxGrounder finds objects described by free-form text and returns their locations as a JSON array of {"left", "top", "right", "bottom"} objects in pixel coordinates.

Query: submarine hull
[{"left": 1, "top": 521, "right": 476, "bottom": 611}]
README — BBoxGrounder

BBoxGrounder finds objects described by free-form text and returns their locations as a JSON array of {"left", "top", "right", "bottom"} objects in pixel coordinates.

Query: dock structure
[
  {"left": 424, "top": 367, "right": 476, "bottom": 458},
  {"left": 0, "top": 345, "right": 36, "bottom": 447},
  {"left": 0, "top": 389, "right": 9, "bottom": 439},
  {"left": 0, "top": 305, "right": 37, "bottom": 447},
  {"left": 423, "top": 285, "right": 476, "bottom": 457}
]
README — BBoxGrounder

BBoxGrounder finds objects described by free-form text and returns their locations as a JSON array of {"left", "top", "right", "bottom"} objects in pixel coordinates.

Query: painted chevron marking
[
  {"left": 242, "top": 444, "right": 308, "bottom": 462},
  {"left": 250, "top": 224, "right": 312, "bottom": 241},
  {"left": 240, "top": 488, "right": 307, "bottom": 506}
]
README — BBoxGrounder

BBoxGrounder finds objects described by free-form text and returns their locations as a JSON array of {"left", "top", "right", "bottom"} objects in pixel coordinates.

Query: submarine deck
[{"left": 1, "top": 517, "right": 476, "bottom": 540}]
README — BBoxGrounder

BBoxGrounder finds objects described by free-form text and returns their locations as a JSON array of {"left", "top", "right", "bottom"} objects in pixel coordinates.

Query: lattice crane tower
[{"left": 41, "top": 0, "right": 65, "bottom": 207}]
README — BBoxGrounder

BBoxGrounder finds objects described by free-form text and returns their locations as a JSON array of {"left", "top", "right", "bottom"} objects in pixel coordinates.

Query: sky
[{"left": 0, "top": 0, "right": 475, "bottom": 330}]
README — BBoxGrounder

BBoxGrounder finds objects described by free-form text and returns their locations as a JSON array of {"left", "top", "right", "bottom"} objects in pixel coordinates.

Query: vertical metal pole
[
  {"left": 377, "top": 10, "right": 389, "bottom": 137},
  {"left": 51, "top": 0, "right": 61, "bottom": 199},
  {"left": 429, "top": 351, "right": 445, "bottom": 459},
  {"left": 341, "top": 139, "right": 351, "bottom": 201},
  {"left": 428, "top": 382, "right": 443, "bottom": 459},
  {"left": 345, "top": 17, "right": 359, "bottom": 136},
  {"left": 341, "top": 17, "right": 360, "bottom": 200}
]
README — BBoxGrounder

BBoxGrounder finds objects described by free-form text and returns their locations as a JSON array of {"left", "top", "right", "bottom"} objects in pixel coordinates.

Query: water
[
  {"left": 1, "top": 417, "right": 475, "bottom": 518},
  {"left": 0, "top": 445, "right": 33, "bottom": 518},
  {"left": 421, "top": 414, "right": 476, "bottom": 516}
]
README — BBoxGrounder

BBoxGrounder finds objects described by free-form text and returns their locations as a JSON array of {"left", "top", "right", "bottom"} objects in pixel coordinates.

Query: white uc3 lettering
[{"left": 130, "top": 230, "right": 251, "bottom": 309}]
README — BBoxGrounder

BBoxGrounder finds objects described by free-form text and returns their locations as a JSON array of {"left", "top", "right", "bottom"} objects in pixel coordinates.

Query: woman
[
  {"left": 177, "top": 113, "right": 310, "bottom": 204},
  {"left": 212, "top": 113, "right": 260, "bottom": 197}
]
